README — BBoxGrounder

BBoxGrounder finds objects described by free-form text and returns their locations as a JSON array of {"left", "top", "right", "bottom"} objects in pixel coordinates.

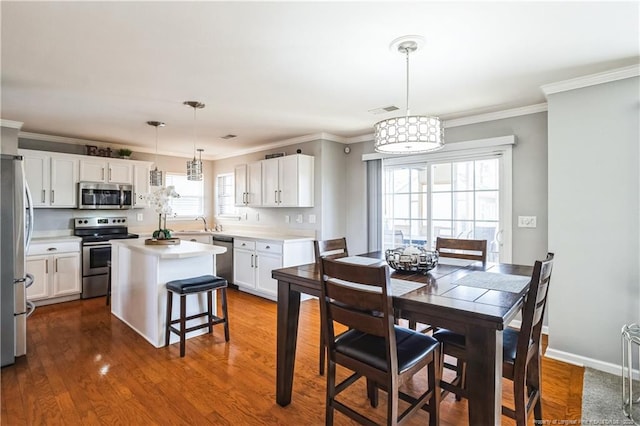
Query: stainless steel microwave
[{"left": 77, "top": 182, "right": 133, "bottom": 209}]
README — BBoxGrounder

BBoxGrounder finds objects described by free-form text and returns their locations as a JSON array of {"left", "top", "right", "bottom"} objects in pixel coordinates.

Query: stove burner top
[{"left": 80, "top": 233, "right": 139, "bottom": 243}]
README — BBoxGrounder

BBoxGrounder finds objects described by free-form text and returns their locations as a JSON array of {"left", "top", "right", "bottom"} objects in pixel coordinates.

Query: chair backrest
[
  {"left": 319, "top": 258, "right": 397, "bottom": 374},
  {"left": 314, "top": 238, "right": 349, "bottom": 263},
  {"left": 435, "top": 237, "right": 488, "bottom": 265},
  {"left": 516, "top": 252, "right": 555, "bottom": 369}
]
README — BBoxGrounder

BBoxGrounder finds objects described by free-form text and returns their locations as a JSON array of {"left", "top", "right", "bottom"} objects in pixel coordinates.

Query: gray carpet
[{"left": 582, "top": 367, "right": 638, "bottom": 424}]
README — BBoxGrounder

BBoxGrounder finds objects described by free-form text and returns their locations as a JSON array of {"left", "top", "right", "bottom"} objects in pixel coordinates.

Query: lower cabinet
[
  {"left": 233, "top": 237, "right": 313, "bottom": 301},
  {"left": 26, "top": 240, "right": 81, "bottom": 306}
]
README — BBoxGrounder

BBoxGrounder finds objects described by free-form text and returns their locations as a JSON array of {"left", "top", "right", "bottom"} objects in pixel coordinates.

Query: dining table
[{"left": 272, "top": 251, "right": 533, "bottom": 426}]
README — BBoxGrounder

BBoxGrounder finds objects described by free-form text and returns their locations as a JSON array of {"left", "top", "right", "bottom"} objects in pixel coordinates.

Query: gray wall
[
  {"left": 547, "top": 76, "right": 640, "bottom": 369},
  {"left": 345, "top": 112, "right": 549, "bottom": 266}
]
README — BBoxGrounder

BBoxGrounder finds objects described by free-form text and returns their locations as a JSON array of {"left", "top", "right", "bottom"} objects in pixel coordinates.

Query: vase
[{"left": 152, "top": 214, "right": 172, "bottom": 239}]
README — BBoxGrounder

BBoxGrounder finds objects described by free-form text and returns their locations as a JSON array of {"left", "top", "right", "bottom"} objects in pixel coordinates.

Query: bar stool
[
  {"left": 106, "top": 260, "right": 111, "bottom": 306},
  {"left": 622, "top": 323, "right": 640, "bottom": 425},
  {"left": 165, "top": 275, "right": 229, "bottom": 357}
]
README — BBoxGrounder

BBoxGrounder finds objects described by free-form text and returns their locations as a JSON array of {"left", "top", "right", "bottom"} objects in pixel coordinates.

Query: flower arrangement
[{"left": 142, "top": 186, "right": 180, "bottom": 239}]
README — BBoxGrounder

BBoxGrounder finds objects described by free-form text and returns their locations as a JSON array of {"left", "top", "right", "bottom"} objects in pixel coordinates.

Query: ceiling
[{"left": 1, "top": 2, "right": 638, "bottom": 160}]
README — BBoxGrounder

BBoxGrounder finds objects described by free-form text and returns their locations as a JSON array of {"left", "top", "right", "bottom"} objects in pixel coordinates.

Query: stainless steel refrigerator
[{"left": 1, "top": 154, "right": 34, "bottom": 366}]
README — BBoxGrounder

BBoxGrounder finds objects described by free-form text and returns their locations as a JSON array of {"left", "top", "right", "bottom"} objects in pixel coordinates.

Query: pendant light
[
  {"left": 374, "top": 35, "right": 444, "bottom": 154},
  {"left": 147, "top": 121, "right": 165, "bottom": 186},
  {"left": 184, "top": 101, "right": 205, "bottom": 181}
]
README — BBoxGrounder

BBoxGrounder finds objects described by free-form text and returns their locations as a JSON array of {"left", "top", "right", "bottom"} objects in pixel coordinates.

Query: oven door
[{"left": 82, "top": 242, "right": 111, "bottom": 276}]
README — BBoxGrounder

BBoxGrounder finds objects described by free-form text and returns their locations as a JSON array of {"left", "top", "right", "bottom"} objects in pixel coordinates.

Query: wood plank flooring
[{"left": 1, "top": 289, "right": 583, "bottom": 425}]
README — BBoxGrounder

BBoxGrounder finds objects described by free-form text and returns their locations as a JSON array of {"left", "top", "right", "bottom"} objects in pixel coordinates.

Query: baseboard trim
[{"left": 545, "top": 347, "right": 640, "bottom": 380}]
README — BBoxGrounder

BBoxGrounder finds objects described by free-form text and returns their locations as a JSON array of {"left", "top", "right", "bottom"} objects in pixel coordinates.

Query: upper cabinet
[
  {"left": 234, "top": 162, "right": 262, "bottom": 206},
  {"left": 21, "top": 150, "right": 78, "bottom": 208},
  {"left": 132, "top": 163, "right": 151, "bottom": 208},
  {"left": 261, "top": 154, "right": 314, "bottom": 207},
  {"left": 79, "top": 158, "right": 132, "bottom": 184}
]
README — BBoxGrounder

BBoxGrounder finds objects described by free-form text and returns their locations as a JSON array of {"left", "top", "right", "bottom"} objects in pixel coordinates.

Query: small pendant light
[
  {"left": 184, "top": 101, "right": 205, "bottom": 181},
  {"left": 147, "top": 120, "right": 165, "bottom": 186}
]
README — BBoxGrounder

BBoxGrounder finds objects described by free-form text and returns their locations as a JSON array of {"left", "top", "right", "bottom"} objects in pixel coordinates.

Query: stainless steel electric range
[{"left": 73, "top": 217, "right": 139, "bottom": 299}]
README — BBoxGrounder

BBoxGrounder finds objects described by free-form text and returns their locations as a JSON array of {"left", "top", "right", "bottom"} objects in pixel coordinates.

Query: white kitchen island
[{"left": 110, "top": 239, "right": 227, "bottom": 348}]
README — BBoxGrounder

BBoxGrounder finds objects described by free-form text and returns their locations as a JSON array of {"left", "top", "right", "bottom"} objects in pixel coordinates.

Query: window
[
  {"left": 164, "top": 173, "right": 204, "bottom": 218},
  {"left": 216, "top": 173, "right": 237, "bottom": 217},
  {"left": 381, "top": 150, "right": 510, "bottom": 263}
]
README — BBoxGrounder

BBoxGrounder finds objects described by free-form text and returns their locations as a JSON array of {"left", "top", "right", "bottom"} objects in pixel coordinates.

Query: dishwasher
[{"left": 212, "top": 235, "right": 234, "bottom": 285}]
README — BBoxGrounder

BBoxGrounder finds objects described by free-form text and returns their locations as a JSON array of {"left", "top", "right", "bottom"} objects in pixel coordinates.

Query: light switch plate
[
  {"left": 285, "top": 215, "right": 290, "bottom": 223},
  {"left": 296, "top": 214, "right": 303, "bottom": 224},
  {"left": 518, "top": 216, "right": 537, "bottom": 228},
  {"left": 308, "top": 214, "right": 316, "bottom": 224},
  {"left": 136, "top": 213, "right": 143, "bottom": 221}
]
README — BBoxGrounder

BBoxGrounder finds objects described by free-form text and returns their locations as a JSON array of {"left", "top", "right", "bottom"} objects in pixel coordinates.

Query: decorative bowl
[{"left": 385, "top": 246, "right": 438, "bottom": 274}]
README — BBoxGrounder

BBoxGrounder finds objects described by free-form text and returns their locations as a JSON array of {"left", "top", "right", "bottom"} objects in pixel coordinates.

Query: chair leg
[
  {"left": 165, "top": 290, "right": 173, "bottom": 347},
  {"left": 179, "top": 294, "right": 187, "bottom": 357},
  {"left": 513, "top": 371, "right": 528, "bottom": 426},
  {"left": 221, "top": 287, "right": 230, "bottom": 342},
  {"left": 319, "top": 327, "right": 325, "bottom": 376},
  {"left": 455, "top": 359, "right": 467, "bottom": 401},
  {"left": 326, "top": 360, "right": 336, "bottom": 425},
  {"left": 387, "top": 379, "right": 399, "bottom": 425},
  {"left": 529, "top": 353, "right": 543, "bottom": 421},
  {"left": 428, "top": 350, "right": 441, "bottom": 426},
  {"left": 366, "top": 379, "right": 379, "bottom": 408},
  {"left": 207, "top": 290, "right": 214, "bottom": 334}
]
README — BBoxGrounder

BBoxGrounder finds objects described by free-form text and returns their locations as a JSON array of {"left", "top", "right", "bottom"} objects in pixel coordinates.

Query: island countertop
[{"left": 111, "top": 238, "right": 227, "bottom": 259}]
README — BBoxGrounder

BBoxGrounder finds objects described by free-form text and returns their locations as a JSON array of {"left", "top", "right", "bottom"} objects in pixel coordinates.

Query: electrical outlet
[
  {"left": 296, "top": 214, "right": 303, "bottom": 224},
  {"left": 308, "top": 214, "right": 316, "bottom": 224},
  {"left": 285, "top": 215, "right": 290, "bottom": 223},
  {"left": 136, "top": 213, "right": 143, "bottom": 222},
  {"left": 518, "top": 216, "right": 537, "bottom": 228}
]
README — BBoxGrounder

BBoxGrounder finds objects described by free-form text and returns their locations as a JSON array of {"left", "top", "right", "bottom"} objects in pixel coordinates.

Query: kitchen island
[{"left": 110, "top": 239, "right": 227, "bottom": 348}]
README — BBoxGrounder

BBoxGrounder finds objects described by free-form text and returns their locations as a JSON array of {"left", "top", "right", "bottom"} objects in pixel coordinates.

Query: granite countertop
[
  {"left": 167, "top": 229, "right": 314, "bottom": 243},
  {"left": 111, "top": 238, "right": 227, "bottom": 259}
]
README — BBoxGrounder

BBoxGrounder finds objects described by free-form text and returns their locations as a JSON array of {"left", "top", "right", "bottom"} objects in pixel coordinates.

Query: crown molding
[
  {"left": 541, "top": 64, "right": 640, "bottom": 97},
  {"left": 1, "top": 119, "right": 24, "bottom": 129},
  {"left": 442, "top": 103, "right": 548, "bottom": 128}
]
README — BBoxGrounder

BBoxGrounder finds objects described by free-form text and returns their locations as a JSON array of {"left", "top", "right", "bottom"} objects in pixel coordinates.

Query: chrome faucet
[{"left": 195, "top": 216, "right": 207, "bottom": 231}]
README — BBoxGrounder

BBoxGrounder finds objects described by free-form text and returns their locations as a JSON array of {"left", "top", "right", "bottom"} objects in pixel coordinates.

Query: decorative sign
[
  {"left": 86, "top": 145, "right": 113, "bottom": 157},
  {"left": 265, "top": 152, "right": 285, "bottom": 159}
]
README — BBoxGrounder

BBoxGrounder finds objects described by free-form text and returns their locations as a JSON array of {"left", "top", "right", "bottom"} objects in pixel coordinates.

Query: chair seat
[
  {"left": 166, "top": 275, "right": 227, "bottom": 294},
  {"left": 335, "top": 326, "right": 439, "bottom": 373},
  {"left": 433, "top": 327, "right": 525, "bottom": 365}
]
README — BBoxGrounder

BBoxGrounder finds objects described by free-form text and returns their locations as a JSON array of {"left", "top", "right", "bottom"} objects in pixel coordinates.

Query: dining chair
[
  {"left": 405, "top": 237, "right": 488, "bottom": 335},
  {"left": 314, "top": 238, "right": 349, "bottom": 375},
  {"left": 435, "top": 237, "right": 488, "bottom": 266},
  {"left": 319, "top": 257, "right": 440, "bottom": 425},
  {"left": 432, "top": 252, "right": 555, "bottom": 426}
]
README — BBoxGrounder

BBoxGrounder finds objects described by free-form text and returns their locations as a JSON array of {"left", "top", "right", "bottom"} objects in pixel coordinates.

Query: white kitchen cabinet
[
  {"left": 132, "top": 162, "right": 152, "bottom": 208},
  {"left": 26, "top": 239, "right": 81, "bottom": 305},
  {"left": 21, "top": 149, "right": 78, "bottom": 208},
  {"left": 261, "top": 154, "right": 314, "bottom": 207},
  {"left": 234, "top": 162, "right": 262, "bottom": 206},
  {"left": 233, "top": 239, "right": 256, "bottom": 288},
  {"left": 80, "top": 158, "right": 132, "bottom": 184},
  {"left": 233, "top": 237, "right": 313, "bottom": 300}
]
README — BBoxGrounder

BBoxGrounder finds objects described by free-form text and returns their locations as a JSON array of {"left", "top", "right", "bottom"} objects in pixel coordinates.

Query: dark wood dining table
[{"left": 272, "top": 251, "right": 533, "bottom": 426}]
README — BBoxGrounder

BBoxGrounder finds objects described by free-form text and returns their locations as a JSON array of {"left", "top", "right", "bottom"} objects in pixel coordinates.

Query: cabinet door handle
[
  {"left": 255, "top": 255, "right": 258, "bottom": 268},
  {"left": 102, "top": 167, "right": 105, "bottom": 181},
  {"left": 55, "top": 258, "right": 58, "bottom": 273},
  {"left": 278, "top": 190, "right": 282, "bottom": 204},
  {"left": 41, "top": 190, "right": 45, "bottom": 203},
  {"left": 47, "top": 247, "right": 57, "bottom": 251},
  {"left": 250, "top": 254, "right": 254, "bottom": 268},
  {"left": 51, "top": 190, "right": 55, "bottom": 204},
  {"left": 274, "top": 190, "right": 278, "bottom": 203},
  {"left": 45, "top": 259, "right": 48, "bottom": 274},
  {"left": 265, "top": 245, "right": 270, "bottom": 249},
  {"left": 109, "top": 168, "right": 112, "bottom": 181}
]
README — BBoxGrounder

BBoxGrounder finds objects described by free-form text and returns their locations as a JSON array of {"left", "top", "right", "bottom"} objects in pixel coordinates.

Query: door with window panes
[{"left": 382, "top": 156, "right": 503, "bottom": 263}]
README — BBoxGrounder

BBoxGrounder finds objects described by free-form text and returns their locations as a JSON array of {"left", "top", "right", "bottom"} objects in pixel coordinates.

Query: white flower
[{"left": 141, "top": 185, "right": 180, "bottom": 215}]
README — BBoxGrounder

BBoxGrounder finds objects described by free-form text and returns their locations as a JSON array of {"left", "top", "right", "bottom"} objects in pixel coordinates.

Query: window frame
[
  {"left": 215, "top": 172, "right": 240, "bottom": 219},
  {"left": 164, "top": 172, "right": 205, "bottom": 220},
  {"left": 380, "top": 143, "right": 513, "bottom": 262}
]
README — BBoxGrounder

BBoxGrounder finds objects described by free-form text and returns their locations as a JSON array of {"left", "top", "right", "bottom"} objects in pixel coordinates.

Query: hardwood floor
[{"left": 1, "top": 289, "right": 583, "bottom": 425}]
